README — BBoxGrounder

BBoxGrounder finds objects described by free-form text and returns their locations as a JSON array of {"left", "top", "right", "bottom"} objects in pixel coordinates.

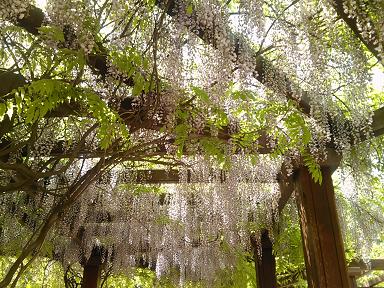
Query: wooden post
[
  {"left": 349, "top": 275, "right": 358, "bottom": 288},
  {"left": 82, "top": 247, "right": 103, "bottom": 288},
  {"left": 251, "top": 230, "right": 277, "bottom": 288},
  {"left": 295, "top": 166, "right": 349, "bottom": 287},
  {"left": 347, "top": 266, "right": 363, "bottom": 288}
]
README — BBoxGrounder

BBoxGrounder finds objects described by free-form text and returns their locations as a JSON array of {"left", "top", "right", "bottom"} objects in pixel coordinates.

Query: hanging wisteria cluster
[
  {"left": 335, "top": 166, "right": 384, "bottom": 260},
  {"left": 0, "top": 0, "right": 379, "bottom": 152},
  {"left": 42, "top": 156, "right": 280, "bottom": 284},
  {"left": 0, "top": 0, "right": 29, "bottom": 21}
]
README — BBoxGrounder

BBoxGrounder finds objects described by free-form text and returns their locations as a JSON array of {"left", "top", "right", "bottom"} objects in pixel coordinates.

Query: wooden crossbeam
[
  {"left": 156, "top": 0, "right": 384, "bottom": 141},
  {"left": 0, "top": 70, "right": 273, "bottom": 155},
  {"left": 372, "top": 106, "right": 384, "bottom": 137},
  {"left": 349, "top": 259, "right": 384, "bottom": 271},
  {"left": 8, "top": 4, "right": 313, "bottom": 115},
  {"left": 348, "top": 267, "right": 366, "bottom": 277},
  {"left": 15, "top": 6, "right": 135, "bottom": 88},
  {"left": 132, "top": 169, "right": 281, "bottom": 183},
  {"left": 4, "top": 5, "right": 383, "bottom": 146},
  {"left": 329, "top": 0, "right": 383, "bottom": 64},
  {"left": 156, "top": 0, "right": 312, "bottom": 115},
  {"left": 368, "top": 259, "right": 384, "bottom": 270},
  {"left": 362, "top": 273, "right": 384, "bottom": 288}
]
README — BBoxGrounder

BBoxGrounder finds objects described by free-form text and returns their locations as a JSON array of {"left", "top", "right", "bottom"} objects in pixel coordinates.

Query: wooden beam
[
  {"left": 349, "top": 276, "right": 358, "bottom": 288},
  {"left": 16, "top": 5, "right": 45, "bottom": 35},
  {"left": 365, "top": 273, "right": 384, "bottom": 287},
  {"left": 156, "top": 0, "right": 312, "bottom": 115},
  {"left": 158, "top": 0, "right": 384, "bottom": 148},
  {"left": 329, "top": 0, "right": 383, "bottom": 63},
  {"left": 354, "top": 272, "right": 384, "bottom": 288},
  {"left": 276, "top": 148, "right": 342, "bottom": 213},
  {"left": 370, "top": 259, "right": 384, "bottom": 270},
  {"left": 295, "top": 166, "right": 349, "bottom": 287},
  {"left": 0, "top": 69, "right": 273, "bottom": 153},
  {"left": 8, "top": 5, "right": 384, "bottom": 147},
  {"left": 14, "top": 6, "right": 135, "bottom": 88},
  {"left": 349, "top": 259, "right": 384, "bottom": 271},
  {"left": 348, "top": 267, "right": 365, "bottom": 277},
  {"left": 133, "top": 169, "right": 281, "bottom": 184},
  {"left": 278, "top": 177, "right": 294, "bottom": 212},
  {"left": 277, "top": 164, "right": 295, "bottom": 212},
  {"left": 82, "top": 264, "right": 101, "bottom": 288},
  {"left": 372, "top": 106, "right": 384, "bottom": 137},
  {"left": 0, "top": 71, "right": 26, "bottom": 96}
]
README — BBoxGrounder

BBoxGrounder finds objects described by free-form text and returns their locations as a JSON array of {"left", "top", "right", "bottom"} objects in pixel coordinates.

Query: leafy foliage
[{"left": 1, "top": 79, "right": 129, "bottom": 149}]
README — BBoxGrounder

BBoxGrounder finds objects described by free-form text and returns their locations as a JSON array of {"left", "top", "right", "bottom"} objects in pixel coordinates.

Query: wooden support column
[
  {"left": 295, "top": 166, "right": 349, "bottom": 287},
  {"left": 348, "top": 274, "right": 358, "bottom": 288},
  {"left": 82, "top": 247, "right": 103, "bottom": 288},
  {"left": 251, "top": 230, "right": 277, "bottom": 288}
]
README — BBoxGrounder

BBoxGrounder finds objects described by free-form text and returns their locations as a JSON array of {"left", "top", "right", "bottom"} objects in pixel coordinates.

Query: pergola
[
  {"left": 348, "top": 259, "right": 384, "bottom": 288},
  {"left": 0, "top": 0, "right": 384, "bottom": 287}
]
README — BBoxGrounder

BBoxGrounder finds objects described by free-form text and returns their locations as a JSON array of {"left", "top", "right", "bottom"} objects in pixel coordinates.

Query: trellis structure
[
  {"left": 348, "top": 259, "right": 384, "bottom": 288},
  {"left": 0, "top": 0, "right": 384, "bottom": 287}
]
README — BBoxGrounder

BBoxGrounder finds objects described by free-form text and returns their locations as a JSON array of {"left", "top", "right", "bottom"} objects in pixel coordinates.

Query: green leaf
[
  {"left": 5, "top": 101, "right": 13, "bottom": 119},
  {"left": 192, "top": 86, "right": 210, "bottom": 103},
  {"left": 232, "top": 90, "right": 256, "bottom": 101},
  {"left": 132, "top": 72, "right": 145, "bottom": 96},
  {"left": 186, "top": 4, "right": 194, "bottom": 15},
  {"left": 302, "top": 150, "right": 322, "bottom": 184},
  {"left": 174, "top": 123, "right": 189, "bottom": 157},
  {"left": 38, "top": 26, "right": 65, "bottom": 42},
  {"left": 0, "top": 103, "right": 6, "bottom": 120},
  {"left": 199, "top": 137, "right": 229, "bottom": 167}
]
